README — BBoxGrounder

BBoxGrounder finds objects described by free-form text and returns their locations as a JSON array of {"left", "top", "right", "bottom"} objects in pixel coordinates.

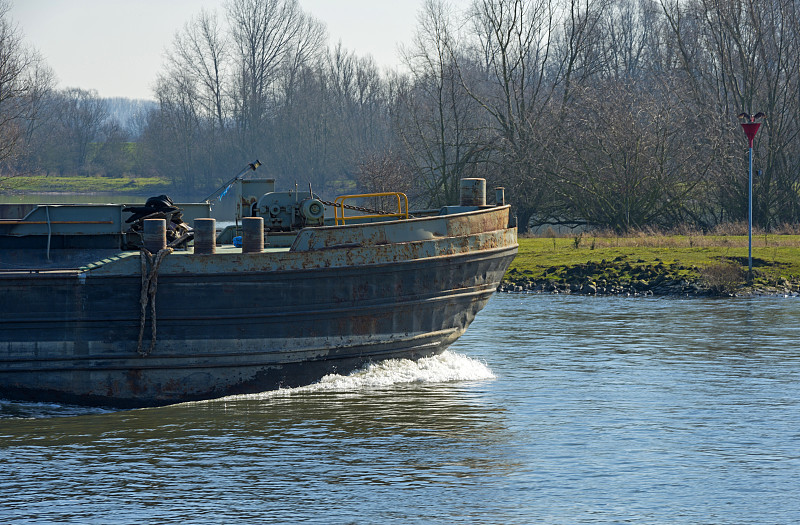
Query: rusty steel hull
[{"left": 0, "top": 206, "right": 517, "bottom": 407}]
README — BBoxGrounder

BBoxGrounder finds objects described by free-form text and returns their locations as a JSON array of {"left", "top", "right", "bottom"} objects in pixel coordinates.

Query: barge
[{"left": 0, "top": 174, "right": 517, "bottom": 407}]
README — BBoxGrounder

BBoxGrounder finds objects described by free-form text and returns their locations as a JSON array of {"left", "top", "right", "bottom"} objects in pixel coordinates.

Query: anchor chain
[
  {"left": 319, "top": 199, "right": 394, "bottom": 217},
  {"left": 137, "top": 247, "right": 173, "bottom": 357}
]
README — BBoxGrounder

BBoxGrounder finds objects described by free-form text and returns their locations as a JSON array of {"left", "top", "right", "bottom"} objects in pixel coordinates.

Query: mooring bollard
[
  {"left": 194, "top": 218, "right": 216, "bottom": 254},
  {"left": 241, "top": 217, "right": 264, "bottom": 253},
  {"left": 460, "top": 178, "right": 486, "bottom": 206},
  {"left": 142, "top": 219, "right": 167, "bottom": 252},
  {"left": 495, "top": 187, "right": 505, "bottom": 206}
]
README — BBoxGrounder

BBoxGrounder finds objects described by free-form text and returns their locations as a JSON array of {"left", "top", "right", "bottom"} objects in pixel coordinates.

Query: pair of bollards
[{"left": 141, "top": 217, "right": 265, "bottom": 254}]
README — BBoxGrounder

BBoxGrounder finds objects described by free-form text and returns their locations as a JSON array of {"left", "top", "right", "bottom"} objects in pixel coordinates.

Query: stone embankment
[
  {"left": 500, "top": 274, "right": 707, "bottom": 296},
  {"left": 499, "top": 258, "right": 800, "bottom": 297}
]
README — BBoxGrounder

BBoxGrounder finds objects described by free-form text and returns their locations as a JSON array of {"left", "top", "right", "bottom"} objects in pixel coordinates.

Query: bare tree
[
  {"left": 158, "top": 8, "right": 236, "bottom": 190},
  {"left": 0, "top": 0, "right": 53, "bottom": 182},
  {"left": 357, "top": 150, "right": 414, "bottom": 195},
  {"left": 54, "top": 88, "right": 109, "bottom": 174},
  {"left": 227, "top": 0, "right": 325, "bottom": 152},
  {"left": 268, "top": 44, "right": 392, "bottom": 195},
  {"left": 397, "top": 0, "right": 491, "bottom": 207},
  {"left": 543, "top": 78, "right": 722, "bottom": 231},
  {"left": 661, "top": 0, "right": 800, "bottom": 227},
  {"left": 555, "top": 0, "right": 610, "bottom": 107},
  {"left": 457, "top": 0, "right": 559, "bottom": 230},
  {"left": 94, "top": 120, "right": 132, "bottom": 178},
  {"left": 149, "top": 72, "right": 203, "bottom": 188},
  {"left": 599, "top": 0, "right": 659, "bottom": 80},
  {"left": 167, "top": 9, "right": 230, "bottom": 129}
]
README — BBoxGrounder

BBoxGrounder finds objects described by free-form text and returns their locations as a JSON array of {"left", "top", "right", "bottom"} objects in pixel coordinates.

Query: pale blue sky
[{"left": 9, "top": 0, "right": 467, "bottom": 100}]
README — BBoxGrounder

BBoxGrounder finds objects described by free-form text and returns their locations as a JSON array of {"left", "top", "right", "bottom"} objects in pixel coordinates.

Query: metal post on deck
[
  {"left": 241, "top": 217, "right": 264, "bottom": 253},
  {"left": 194, "top": 218, "right": 216, "bottom": 255}
]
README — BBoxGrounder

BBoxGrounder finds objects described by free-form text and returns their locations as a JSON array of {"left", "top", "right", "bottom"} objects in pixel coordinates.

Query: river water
[{"left": 1, "top": 294, "right": 799, "bottom": 524}]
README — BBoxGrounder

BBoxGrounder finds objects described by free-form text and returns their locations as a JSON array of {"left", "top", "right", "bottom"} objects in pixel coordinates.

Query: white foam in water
[{"left": 221, "top": 350, "right": 495, "bottom": 401}]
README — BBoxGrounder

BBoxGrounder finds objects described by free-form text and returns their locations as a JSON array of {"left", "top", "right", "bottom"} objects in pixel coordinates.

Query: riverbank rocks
[
  {"left": 499, "top": 260, "right": 800, "bottom": 297},
  {"left": 497, "top": 278, "right": 680, "bottom": 296}
]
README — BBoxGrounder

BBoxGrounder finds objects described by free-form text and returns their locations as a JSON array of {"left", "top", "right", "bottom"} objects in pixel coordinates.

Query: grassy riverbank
[
  {"left": 1, "top": 175, "right": 170, "bottom": 195},
  {"left": 504, "top": 234, "right": 800, "bottom": 296}
]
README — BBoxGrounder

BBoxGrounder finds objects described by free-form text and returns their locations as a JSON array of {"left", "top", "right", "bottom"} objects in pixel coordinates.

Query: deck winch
[{"left": 255, "top": 191, "right": 325, "bottom": 231}]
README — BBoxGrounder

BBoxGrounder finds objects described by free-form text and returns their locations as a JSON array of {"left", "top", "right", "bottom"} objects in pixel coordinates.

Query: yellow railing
[{"left": 334, "top": 192, "right": 409, "bottom": 225}]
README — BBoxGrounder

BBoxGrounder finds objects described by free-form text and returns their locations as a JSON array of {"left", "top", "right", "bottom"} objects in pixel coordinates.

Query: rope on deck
[{"left": 137, "top": 247, "right": 173, "bottom": 357}]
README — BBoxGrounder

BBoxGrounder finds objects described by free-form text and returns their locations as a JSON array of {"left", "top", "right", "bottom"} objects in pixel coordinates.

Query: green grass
[
  {"left": 1, "top": 175, "right": 170, "bottom": 194},
  {"left": 507, "top": 234, "right": 800, "bottom": 292}
]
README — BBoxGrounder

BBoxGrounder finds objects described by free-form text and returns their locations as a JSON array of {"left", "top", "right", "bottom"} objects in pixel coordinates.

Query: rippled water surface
[{"left": 2, "top": 295, "right": 800, "bottom": 524}]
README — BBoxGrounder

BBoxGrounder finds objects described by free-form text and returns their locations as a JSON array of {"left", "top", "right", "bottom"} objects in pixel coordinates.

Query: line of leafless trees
[
  {"left": 0, "top": 0, "right": 151, "bottom": 181},
  {"left": 2, "top": 0, "right": 799, "bottom": 233},
  {"left": 398, "top": 0, "right": 800, "bottom": 232}
]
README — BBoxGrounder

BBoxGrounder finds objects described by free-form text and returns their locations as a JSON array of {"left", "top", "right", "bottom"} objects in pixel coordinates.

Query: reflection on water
[{"left": 2, "top": 296, "right": 800, "bottom": 524}]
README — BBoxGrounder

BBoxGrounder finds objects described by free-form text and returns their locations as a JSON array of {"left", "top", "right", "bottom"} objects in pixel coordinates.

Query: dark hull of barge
[{"left": 0, "top": 206, "right": 517, "bottom": 407}]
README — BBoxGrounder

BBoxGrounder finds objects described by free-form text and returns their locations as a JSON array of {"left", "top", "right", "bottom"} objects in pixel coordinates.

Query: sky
[{"left": 9, "top": 0, "right": 462, "bottom": 101}]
